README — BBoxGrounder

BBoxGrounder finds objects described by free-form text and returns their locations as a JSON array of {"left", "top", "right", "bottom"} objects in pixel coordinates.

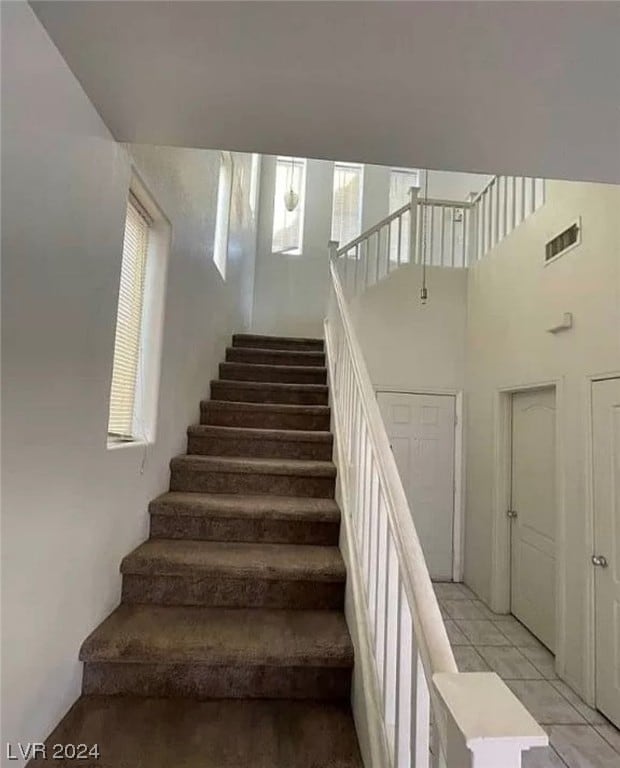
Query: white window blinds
[
  {"left": 331, "top": 163, "right": 362, "bottom": 246},
  {"left": 108, "top": 196, "right": 151, "bottom": 439},
  {"left": 389, "top": 168, "right": 420, "bottom": 212}
]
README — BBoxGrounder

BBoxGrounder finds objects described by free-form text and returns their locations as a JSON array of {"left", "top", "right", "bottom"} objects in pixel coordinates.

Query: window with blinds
[
  {"left": 108, "top": 195, "right": 151, "bottom": 440},
  {"left": 213, "top": 152, "right": 233, "bottom": 279},
  {"left": 272, "top": 157, "right": 306, "bottom": 254},
  {"left": 389, "top": 168, "right": 420, "bottom": 262},
  {"left": 389, "top": 168, "right": 420, "bottom": 212},
  {"left": 331, "top": 162, "right": 363, "bottom": 247}
]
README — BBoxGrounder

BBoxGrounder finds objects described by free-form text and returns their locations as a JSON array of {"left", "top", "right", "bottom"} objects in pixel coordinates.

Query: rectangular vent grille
[{"left": 545, "top": 221, "right": 580, "bottom": 262}]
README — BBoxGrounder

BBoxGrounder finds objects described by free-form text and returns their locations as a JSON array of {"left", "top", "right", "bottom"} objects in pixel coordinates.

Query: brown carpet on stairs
[{"left": 31, "top": 333, "right": 362, "bottom": 767}]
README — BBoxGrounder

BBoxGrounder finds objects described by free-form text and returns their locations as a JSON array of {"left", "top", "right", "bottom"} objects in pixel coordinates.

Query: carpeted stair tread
[
  {"left": 202, "top": 400, "right": 330, "bottom": 416},
  {"left": 212, "top": 380, "right": 328, "bottom": 394},
  {"left": 150, "top": 492, "right": 340, "bottom": 521},
  {"left": 121, "top": 539, "right": 346, "bottom": 581},
  {"left": 201, "top": 400, "right": 331, "bottom": 430},
  {"left": 233, "top": 333, "right": 324, "bottom": 351},
  {"left": 79, "top": 604, "right": 353, "bottom": 667},
  {"left": 219, "top": 362, "right": 327, "bottom": 384},
  {"left": 226, "top": 346, "right": 325, "bottom": 366},
  {"left": 170, "top": 454, "right": 336, "bottom": 477},
  {"left": 30, "top": 696, "right": 363, "bottom": 767},
  {"left": 211, "top": 380, "right": 328, "bottom": 406},
  {"left": 188, "top": 424, "right": 333, "bottom": 443}
]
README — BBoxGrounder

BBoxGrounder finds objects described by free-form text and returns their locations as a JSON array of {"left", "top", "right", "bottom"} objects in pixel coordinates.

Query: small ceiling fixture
[{"left": 284, "top": 157, "right": 300, "bottom": 212}]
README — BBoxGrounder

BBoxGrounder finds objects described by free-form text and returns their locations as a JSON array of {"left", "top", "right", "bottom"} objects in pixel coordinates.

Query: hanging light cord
[{"left": 420, "top": 170, "right": 429, "bottom": 303}]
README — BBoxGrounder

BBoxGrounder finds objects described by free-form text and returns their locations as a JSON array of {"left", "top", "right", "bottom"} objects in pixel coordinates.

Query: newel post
[
  {"left": 328, "top": 240, "right": 339, "bottom": 263},
  {"left": 408, "top": 186, "right": 420, "bottom": 263},
  {"left": 432, "top": 672, "right": 547, "bottom": 768}
]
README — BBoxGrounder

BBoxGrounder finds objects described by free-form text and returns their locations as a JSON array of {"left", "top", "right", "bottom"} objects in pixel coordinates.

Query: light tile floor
[{"left": 433, "top": 581, "right": 620, "bottom": 768}]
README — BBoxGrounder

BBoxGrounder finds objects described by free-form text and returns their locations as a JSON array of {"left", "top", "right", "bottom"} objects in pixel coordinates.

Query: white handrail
[
  {"left": 326, "top": 252, "right": 548, "bottom": 767},
  {"left": 336, "top": 202, "right": 411, "bottom": 257}
]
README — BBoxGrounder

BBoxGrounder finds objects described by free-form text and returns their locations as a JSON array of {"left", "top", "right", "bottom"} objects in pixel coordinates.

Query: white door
[
  {"left": 377, "top": 392, "right": 455, "bottom": 580},
  {"left": 510, "top": 388, "right": 557, "bottom": 651},
  {"left": 592, "top": 377, "right": 620, "bottom": 727}
]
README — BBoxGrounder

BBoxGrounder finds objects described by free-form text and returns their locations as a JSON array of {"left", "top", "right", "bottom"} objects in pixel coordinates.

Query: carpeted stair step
[
  {"left": 219, "top": 361, "right": 327, "bottom": 385},
  {"left": 233, "top": 333, "right": 324, "bottom": 352},
  {"left": 120, "top": 539, "right": 346, "bottom": 609},
  {"left": 211, "top": 380, "right": 328, "bottom": 405},
  {"left": 187, "top": 425, "right": 333, "bottom": 460},
  {"left": 29, "top": 696, "right": 363, "bottom": 767},
  {"left": 149, "top": 493, "right": 340, "bottom": 545},
  {"left": 226, "top": 346, "right": 325, "bottom": 367},
  {"left": 169, "top": 456, "right": 336, "bottom": 498},
  {"left": 80, "top": 604, "right": 353, "bottom": 699},
  {"left": 201, "top": 400, "right": 331, "bottom": 431}
]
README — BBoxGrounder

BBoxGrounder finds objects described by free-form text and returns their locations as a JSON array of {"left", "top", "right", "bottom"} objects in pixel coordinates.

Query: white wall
[
  {"left": 1, "top": 4, "right": 257, "bottom": 759},
  {"left": 350, "top": 264, "right": 468, "bottom": 394},
  {"left": 464, "top": 179, "right": 620, "bottom": 696},
  {"left": 252, "top": 155, "right": 334, "bottom": 337}
]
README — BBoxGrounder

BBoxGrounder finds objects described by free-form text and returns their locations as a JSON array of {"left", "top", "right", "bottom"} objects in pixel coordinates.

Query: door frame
[
  {"left": 375, "top": 386, "right": 464, "bottom": 582},
  {"left": 490, "top": 379, "right": 565, "bottom": 672},
  {"left": 584, "top": 371, "right": 620, "bottom": 707}
]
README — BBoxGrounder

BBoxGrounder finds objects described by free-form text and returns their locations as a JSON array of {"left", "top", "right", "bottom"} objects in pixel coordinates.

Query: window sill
[
  {"left": 107, "top": 437, "right": 148, "bottom": 451},
  {"left": 272, "top": 249, "right": 303, "bottom": 257}
]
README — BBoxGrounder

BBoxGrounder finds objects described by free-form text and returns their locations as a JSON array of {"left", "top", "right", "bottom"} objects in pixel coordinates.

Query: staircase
[{"left": 32, "top": 333, "right": 362, "bottom": 767}]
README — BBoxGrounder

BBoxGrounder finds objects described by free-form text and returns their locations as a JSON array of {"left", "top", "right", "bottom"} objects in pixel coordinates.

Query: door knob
[
  {"left": 507, "top": 510, "right": 518, "bottom": 518},
  {"left": 591, "top": 555, "right": 608, "bottom": 568}
]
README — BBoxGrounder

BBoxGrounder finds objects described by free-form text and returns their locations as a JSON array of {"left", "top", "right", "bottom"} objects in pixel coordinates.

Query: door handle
[
  {"left": 591, "top": 555, "right": 608, "bottom": 568},
  {"left": 507, "top": 510, "right": 518, "bottom": 519}
]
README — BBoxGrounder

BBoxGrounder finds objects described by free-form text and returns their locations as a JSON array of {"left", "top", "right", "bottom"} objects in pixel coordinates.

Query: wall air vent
[{"left": 545, "top": 219, "right": 581, "bottom": 264}]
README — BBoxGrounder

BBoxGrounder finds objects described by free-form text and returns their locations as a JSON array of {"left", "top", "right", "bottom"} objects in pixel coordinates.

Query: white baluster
[
  {"left": 395, "top": 583, "right": 412, "bottom": 767},
  {"left": 502, "top": 177, "right": 508, "bottom": 241},
  {"left": 494, "top": 177, "right": 500, "bottom": 246},
  {"left": 450, "top": 208, "right": 456, "bottom": 267},
  {"left": 412, "top": 646, "right": 431, "bottom": 768},
  {"left": 383, "top": 532, "right": 399, "bottom": 726},
  {"left": 409, "top": 186, "right": 419, "bottom": 264},
  {"left": 440, "top": 207, "right": 446, "bottom": 266},
  {"left": 397, "top": 213, "right": 403, "bottom": 267},
  {"left": 368, "top": 486, "right": 382, "bottom": 632}
]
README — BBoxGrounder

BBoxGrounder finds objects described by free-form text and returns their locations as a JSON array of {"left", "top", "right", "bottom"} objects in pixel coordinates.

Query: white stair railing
[
  {"left": 325, "top": 253, "right": 547, "bottom": 767},
  {"left": 335, "top": 175, "right": 545, "bottom": 293},
  {"left": 469, "top": 175, "right": 546, "bottom": 262}
]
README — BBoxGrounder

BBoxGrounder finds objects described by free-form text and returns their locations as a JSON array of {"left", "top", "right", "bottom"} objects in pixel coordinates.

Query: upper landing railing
[{"left": 335, "top": 174, "right": 545, "bottom": 295}]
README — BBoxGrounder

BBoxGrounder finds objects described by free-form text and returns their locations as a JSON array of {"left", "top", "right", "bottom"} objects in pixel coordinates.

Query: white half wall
[
  {"left": 350, "top": 264, "right": 468, "bottom": 394},
  {"left": 1, "top": 4, "right": 257, "bottom": 759},
  {"left": 464, "top": 179, "right": 620, "bottom": 696}
]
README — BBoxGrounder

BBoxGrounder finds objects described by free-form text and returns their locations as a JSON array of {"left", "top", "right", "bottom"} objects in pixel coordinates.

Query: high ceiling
[{"left": 31, "top": 1, "right": 620, "bottom": 183}]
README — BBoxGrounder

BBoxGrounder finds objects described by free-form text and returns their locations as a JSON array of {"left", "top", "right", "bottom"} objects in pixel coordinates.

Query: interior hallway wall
[
  {"left": 464, "top": 179, "right": 620, "bottom": 697},
  {"left": 1, "top": 4, "right": 257, "bottom": 760}
]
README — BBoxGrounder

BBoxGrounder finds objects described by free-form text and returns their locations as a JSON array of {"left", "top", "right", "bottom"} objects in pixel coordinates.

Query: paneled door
[
  {"left": 592, "top": 377, "right": 620, "bottom": 727},
  {"left": 377, "top": 392, "right": 455, "bottom": 580},
  {"left": 510, "top": 388, "right": 557, "bottom": 651}
]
